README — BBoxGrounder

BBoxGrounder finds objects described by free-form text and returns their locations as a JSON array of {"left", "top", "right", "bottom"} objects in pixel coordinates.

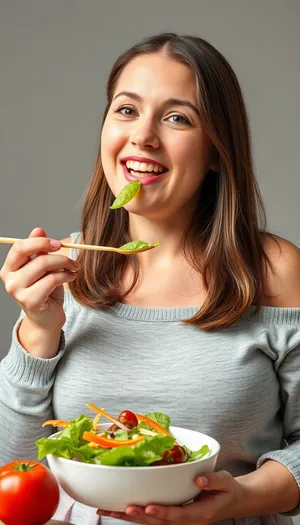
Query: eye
[
  {"left": 115, "top": 105, "right": 137, "bottom": 117},
  {"left": 167, "top": 114, "right": 192, "bottom": 126}
]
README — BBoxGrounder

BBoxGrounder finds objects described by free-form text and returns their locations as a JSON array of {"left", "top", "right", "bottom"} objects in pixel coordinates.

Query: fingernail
[
  {"left": 50, "top": 239, "right": 61, "bottom": 249},
  {"left": 126, "top": 510, "right": 138, "bottom": 516},
  {"left": 198, "top": 476, "right": 208, "bottom": 486},
  {"left": 145, "top": 508, "right": 157, "bottom": 515}
]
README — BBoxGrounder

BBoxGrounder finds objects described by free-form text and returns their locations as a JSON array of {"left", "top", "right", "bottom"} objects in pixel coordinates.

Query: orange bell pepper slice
[
  {"left": 42, "top": 419, "right": 71, "bottom": 428},
  {"left": 135, "top": 414, "right": 170, "bottom": 436},
  {"left": 83, "top": 431, "right": 144, "bottom": 448}
]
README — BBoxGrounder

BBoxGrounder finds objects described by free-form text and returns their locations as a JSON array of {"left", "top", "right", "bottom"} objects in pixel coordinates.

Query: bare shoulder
[{"left": 261, "top": 234, "right": 300, "bottom": 307}]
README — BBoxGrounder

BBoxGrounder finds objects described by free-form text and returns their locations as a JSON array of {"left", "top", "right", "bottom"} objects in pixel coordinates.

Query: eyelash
[{"left": 115, "top": 106, "right": 192, "bottom": 126}]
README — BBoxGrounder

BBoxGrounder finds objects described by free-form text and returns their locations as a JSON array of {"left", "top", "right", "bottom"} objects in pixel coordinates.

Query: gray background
[{"left": 0, "top": 0, "right": 299, "bottom": 347}]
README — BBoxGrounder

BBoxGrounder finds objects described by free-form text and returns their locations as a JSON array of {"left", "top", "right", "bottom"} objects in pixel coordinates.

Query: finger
[
  {"left": 29, "top": 227, "right": 47, "bottom": 237},
  {"left": 126, "top": 506, "right": 172, "bottom": 525},
  {"left": 148, "top": 499, "right": 220, "bottom": 524},
  {"left": 195, "top": 470, "right": 233, "bottom": 492},
  {"left": 98, "top": 508, "right": 169, "bottom": 525},
  {"left": 17, "top": 254, "right": 79, "bottom": 288},
  {"left": 24, "top": 227, "right": 48, "bottom": 262},
  {"left": 27, "top": 227, "right": 62, "bottom": 263},
  {"left": 144, "top": 504, "right": 190, "bottom": 522},
  {"left": 30, "top": 227, "right": 49, "bottom": 259},
  {"left": 97, "top": 510, "right": 146, "bottom": 524},
  {"left": 131, "top": 472, "right": 234, "bottom": 524},
  {"left": 144, "top": 499, "right": 213, "bottom": 523},
  {"left": 15, "top": 270, "right": 77, "bottom": 309},
  {"left": 3, "top": 235, "right": 61, "bottom": 273}
]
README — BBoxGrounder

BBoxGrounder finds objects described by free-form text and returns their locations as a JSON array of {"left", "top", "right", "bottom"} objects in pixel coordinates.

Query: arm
[
  {"left": 0, "top": 312, "right": 66, "bottom": 464},
  {"left": 17, "top": 316, "right": 63, "bottom": 358},
  {"left": 226, "top": 237, "right": 300, "bottom": 517},
  {"left": 0, "top": 234, "right": 73, "bottom": 464},
  {"left": 236, "top": 458, "right": 299, "bottom": 516}
]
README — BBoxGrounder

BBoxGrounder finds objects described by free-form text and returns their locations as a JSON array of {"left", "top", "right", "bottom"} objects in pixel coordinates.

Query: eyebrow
[{"left": 113, "top": 91, "right": 200, "bottom": 116}]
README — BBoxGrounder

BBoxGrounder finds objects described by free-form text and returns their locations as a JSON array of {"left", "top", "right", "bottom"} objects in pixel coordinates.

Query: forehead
[{"left": 114, "top": 53, "right": 197, "bottom": 103}]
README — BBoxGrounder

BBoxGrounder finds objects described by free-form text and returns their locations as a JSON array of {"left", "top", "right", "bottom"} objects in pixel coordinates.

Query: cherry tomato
[
  {"left": 151, "top": 459, "right": 170, "bottom": 466},
  {"left": 162, "top": 445, "right": 188, "bottom": 464},
  {"left": 0, "top": 460, "right": 60, "bottom": 525},
  {"left": 118, "top": 410, "right": 138, "bottom": 429}
]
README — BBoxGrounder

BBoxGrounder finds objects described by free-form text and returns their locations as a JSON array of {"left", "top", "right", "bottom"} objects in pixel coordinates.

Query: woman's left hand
[{"left": 97, "top": 470, "right": 245, "bottom": 524}]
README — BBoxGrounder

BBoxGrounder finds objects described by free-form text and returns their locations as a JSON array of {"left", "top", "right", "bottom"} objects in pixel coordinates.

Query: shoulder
[{"left": 261, "top": 233, "right": 300, "bottom": 307}]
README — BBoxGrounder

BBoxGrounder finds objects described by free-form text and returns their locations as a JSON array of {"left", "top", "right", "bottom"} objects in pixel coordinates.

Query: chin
[
  {"left": 124, "top": 204, "right": 152, "bottom": 217},
  {"left": 125, "top": 204, "right": 170, "bottom": 222}
]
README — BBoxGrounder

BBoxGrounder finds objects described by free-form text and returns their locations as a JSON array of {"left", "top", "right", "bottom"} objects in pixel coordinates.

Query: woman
[{"left": 0, "top": 33, "right": 299, "bottom": 525}]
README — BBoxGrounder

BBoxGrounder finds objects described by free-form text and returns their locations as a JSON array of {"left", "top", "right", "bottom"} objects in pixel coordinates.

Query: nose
[{"left": 130, "top": 119, "right": 160, "bottom": 150}]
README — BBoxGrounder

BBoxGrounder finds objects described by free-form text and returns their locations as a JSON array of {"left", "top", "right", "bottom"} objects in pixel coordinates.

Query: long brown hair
[{"left": 69, "top": 32, "right": 272, "bottom": 330}]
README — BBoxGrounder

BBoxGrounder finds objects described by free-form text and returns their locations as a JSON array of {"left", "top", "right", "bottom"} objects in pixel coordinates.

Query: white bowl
[{"left": 47, "top": 423, "right": 220, "bottom": 512}]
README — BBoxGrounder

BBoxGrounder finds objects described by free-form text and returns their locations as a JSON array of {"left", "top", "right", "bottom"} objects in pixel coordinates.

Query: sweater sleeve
[
  {"left": 256, "top": 313, "right": 300, "bottom": 516},
  {"left": 0, "top": 311, "right": 65, "bottom": 465}
]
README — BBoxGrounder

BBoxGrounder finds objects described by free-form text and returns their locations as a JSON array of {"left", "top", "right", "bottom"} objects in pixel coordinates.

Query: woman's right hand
[{"left": 0, "top": 227, "right": 80, "bottom": 330}]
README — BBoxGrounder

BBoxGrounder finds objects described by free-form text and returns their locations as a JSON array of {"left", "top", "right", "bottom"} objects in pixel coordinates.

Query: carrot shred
[
  {"left": 135, "top": 414, "right": 170, "bottom": 435},
  {"left": 83, "top": 431, "right": 144, "bottom": 448},
  {"left": 42, "top": 419, "right": 71, "bottom": 428}
]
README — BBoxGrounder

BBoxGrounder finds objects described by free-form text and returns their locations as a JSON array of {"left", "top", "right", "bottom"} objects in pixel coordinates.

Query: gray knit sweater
[{"left": 0, "top": 232, "right": 300, "bottom": 525}]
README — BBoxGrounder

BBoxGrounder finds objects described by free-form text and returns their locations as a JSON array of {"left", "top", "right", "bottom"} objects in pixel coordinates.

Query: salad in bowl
[
  {"left": 36, "top": 403, "right": 220, "bottom": 511},
  {"left": 36, "top": 403, "right": 211, "bottom": 466}
]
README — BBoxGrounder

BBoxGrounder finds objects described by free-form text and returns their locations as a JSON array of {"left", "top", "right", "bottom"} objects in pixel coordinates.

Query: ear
[
  {"left": 209, "top": 162, "right": 219, "bottom": 172},
  {"left": 208, "top": 146, "right": 219, "bottom": 173}
]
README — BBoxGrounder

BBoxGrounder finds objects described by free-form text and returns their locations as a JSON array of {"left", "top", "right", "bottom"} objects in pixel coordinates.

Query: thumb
[
  {"left": 195, "top": 470, "right": 233, "bottom": 492},
  {"left": 28, "top": 226, "right": 47, "bottom": 238}
]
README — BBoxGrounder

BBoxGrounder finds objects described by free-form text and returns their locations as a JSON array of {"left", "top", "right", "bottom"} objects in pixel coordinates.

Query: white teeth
[
  {"left": 130, "top": 170, "right": 156, "bottom": 178},
  {"left": 125, "top": 160, "right": 165, "bottom": 173}
]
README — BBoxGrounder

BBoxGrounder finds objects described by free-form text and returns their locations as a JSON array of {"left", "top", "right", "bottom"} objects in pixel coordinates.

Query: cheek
[
  {"left": 101, "top": 121, "right": 126, "bottom": 165},
  {"left": 170, "top": 133, "right": 210, "bottom": 170}
]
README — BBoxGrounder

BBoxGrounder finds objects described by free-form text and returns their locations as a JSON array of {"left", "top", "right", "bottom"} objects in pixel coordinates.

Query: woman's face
[{"left": 101, "top": 52, "right": 214, "bottom": 220}]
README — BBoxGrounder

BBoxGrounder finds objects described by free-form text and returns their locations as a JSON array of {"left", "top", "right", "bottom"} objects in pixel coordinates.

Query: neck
[{"left": 128, "top": 211, "right": 193, "bottom": 267}]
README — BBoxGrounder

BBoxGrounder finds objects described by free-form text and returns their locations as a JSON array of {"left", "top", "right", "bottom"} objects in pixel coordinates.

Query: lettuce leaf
[
  {"left": 36, "top": 414, "right": 93, "bottom": 461},
  {"left": 186, "top": 444, "right": 211, "bottom": 462},
  {"left": 139, "top": 412, "right": 171, "bottom": 431},
  {"left": 92, "top": 435, "right": 176, "bottom": 466}
]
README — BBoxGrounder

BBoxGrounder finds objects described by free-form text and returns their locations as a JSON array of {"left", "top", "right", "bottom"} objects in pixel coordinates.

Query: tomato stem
[{"left": 13, "top": 461, "right": 36, "bottom": 472}]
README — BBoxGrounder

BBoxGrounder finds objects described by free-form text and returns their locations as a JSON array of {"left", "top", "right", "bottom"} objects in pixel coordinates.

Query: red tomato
[
  {"left": 151, "top": 459, "right": 170, "bottom": 466},
  {"left": 118, "top": 410, "right": 138, "bottom": 429},
  {"left": 0, "top": 460, "right": 60, "bottom": 525},
  {"left": 162, "top": 445, "right": 188, "bottom": 464}
]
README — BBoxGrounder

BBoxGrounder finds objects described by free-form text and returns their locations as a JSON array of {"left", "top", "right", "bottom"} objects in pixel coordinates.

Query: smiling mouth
[{"left": 123, "top": 160, "right": 168, "bottom": 177}]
